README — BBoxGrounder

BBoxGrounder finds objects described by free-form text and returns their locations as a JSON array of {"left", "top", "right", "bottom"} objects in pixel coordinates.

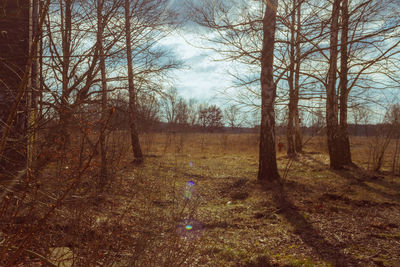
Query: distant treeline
[
  {"left": 276, "top": 124, "right": 393, "bottom": 137},
  {"left": 139, "top": 122, "right": 393, "bottom": 137},
  {"left": 50, "top": 103, "right": 392, "bottom": 137}
]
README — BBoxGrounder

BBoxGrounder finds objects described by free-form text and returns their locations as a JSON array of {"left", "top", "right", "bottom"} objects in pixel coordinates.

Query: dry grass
[
  {"left": 133, "top": 133, "right": 400, "bottom": 266},
  {"left": 2, "top": 132, "right": 400, "bottom": 266}
]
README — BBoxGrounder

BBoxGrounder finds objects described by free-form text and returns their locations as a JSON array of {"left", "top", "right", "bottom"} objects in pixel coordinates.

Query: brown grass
[
  {"left": 133, "top": 133, "right": 400, "bottom": 266},
  {"left": 2, "top": 133, "right": 400, "bottom": 266}
]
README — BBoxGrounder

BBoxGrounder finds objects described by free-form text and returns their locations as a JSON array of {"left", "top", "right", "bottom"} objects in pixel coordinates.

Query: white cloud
[{"left": 159, "top": 32, "right": 235, "bottom": 102}]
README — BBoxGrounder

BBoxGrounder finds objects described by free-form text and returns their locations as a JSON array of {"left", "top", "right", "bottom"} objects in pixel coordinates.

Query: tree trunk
[
  {"left": 326, "top": 0, "right": 353, "bottom": 169},
  {"left": 124, "top": 0, "right": 143, "bottom": 164},
  {"left": 338, "top": 0, "right": 353, "bottom": 167},
  {"left": 286, "top": 0, "right": 296, "bottom": 157},
  {"left": 0, "top": 1, "right": 29, "bottom": 173},
  {"left": 294, "top": 0, "right": 302, "bottom": 153},
  {"left": 97, "top": 0, "right": 108, "bottom": 183},
  {"left": 59, "top": 0, "right": 72, "bottom": 149},
  {"left": 326, "top": 0, "right": 343, "bottom": 169},
  {"left": 27, "top": 0, "right": 40, "bottom": 168},
  {"left": 39, "top": 0, "right": 44, "bottom": 118},
  {"left": 258, "top": 0, "right": 280, "bottom": 181}
]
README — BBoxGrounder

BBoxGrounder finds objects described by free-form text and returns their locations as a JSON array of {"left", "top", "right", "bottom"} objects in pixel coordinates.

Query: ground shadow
[
  {"left": 261, "top": 183, "right": 360, "bottom": 266},
  {"left": 300, "top": 153, "right": 329, "bottom": 169},
  {"left": 301, "top": 154, "right": 400, "bottom": 203},
  {"left": 334, "top": 169, "right": 400, "bottom": 203}
]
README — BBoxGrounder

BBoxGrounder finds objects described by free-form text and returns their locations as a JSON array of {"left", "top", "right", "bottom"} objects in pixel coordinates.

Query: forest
[{"left": 0, "top": 0, "right": 400, "bottom": 266}]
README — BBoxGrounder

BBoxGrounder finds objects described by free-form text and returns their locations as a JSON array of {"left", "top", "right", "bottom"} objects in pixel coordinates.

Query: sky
[
  {"left": 156, "top": 0, "right": 400, "bottom": 125},
  {"left": 159, "top": 32, "right": 234, "bottom": 102},
  {"left": 40, "top": 0, "right": 399, "bottom": 126},
  {"left": 158, "top": 0, "right": 244, "bottom": 105}
]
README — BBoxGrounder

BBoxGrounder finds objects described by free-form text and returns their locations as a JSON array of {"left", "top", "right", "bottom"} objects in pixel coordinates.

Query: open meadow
[
  {"left": 2, "top": 133, "right": 400, "bottom": 266},
  {"left": 130, "top": 133, "right": 400, "bottom": 266},
  {"left": 2, "top": 0, "right": 400, "bottom": 265}
]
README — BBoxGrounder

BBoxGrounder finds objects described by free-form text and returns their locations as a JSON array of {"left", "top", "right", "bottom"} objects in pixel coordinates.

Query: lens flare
[
  {"left": 177, "top": 219, "right": 203, "bottom": 240},
  {"left": 184, "top": 190, "right": 192, "bottom": 199},
  {"left": 184, "top": 181, "right": 196, "bottom": 199}
]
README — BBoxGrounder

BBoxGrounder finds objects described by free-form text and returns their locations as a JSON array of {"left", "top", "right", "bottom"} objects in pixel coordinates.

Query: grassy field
[
  {"left": 3, "top": 133, "right": 400, "bottom": 266},
  {"left": 101, "top": 133, "right": 400, "bottom": 266}
]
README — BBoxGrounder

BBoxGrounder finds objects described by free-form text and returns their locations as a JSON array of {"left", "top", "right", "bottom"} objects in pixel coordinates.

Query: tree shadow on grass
[
  {"left": 333, "top": 169, "right": 400, "bottom": 203},
  {"left": 300, "top": 153, "right": 329, "bottom": 169},
  {"left": 301, "top": 154, "right": 400, "bottom": 203},
  {"left": 261, "top": 183, "right": 360, "bottom": 266}
]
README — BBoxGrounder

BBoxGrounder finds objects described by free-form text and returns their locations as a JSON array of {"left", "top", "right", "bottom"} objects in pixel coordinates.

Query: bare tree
[
  {"left": 97, "top": 0, "right": 109, "bottom": 183},
  {"left": 175, "top": 98, "right": 189, "bottom": 126},
  {"left": 160, "top": 87, "right": 194, "bottom": 128},
  {"left": 26, "top": 0, "right": 125, "bottom": 176},
  {"left": 0, "top": 0, "right": 50, "bottom": 176},
  {"left": 286, "top": 0, "right": 303, "bottom": 157},
  {"left": 325, "top": 0, "right": 343, "bottom": 169},
  {"left": 187, "top": 98, "right": 198, "bottom": 127},
  {"left": 136, "top": 91, "right": 160, "bottom": 132},
  {"left": 198, "top": 104, "right": 223, "bottom": 131},
  {"left": 258, "top": 0, "right": 280, "bottom": 181},
  {"left": 324, "top": 0, "right": 400, "bottom": 169},
  {"left": 161, "top": 87, "right": 179, "bottom": 124},
  {"left": 224, "top": 105, "right": 244, "bottom": 128},
  {"left": 124, "top": 0, "right": 143, "bottom": 163},
  {"left": 188, "top": 0, "right": 280, "bottom": 180},
  {"left": 337, "top": 0, "right": 352, "bottom": 166},
  {"left": 293, "top": 0, "right": 302, "bottom": 154},
  {"left": 0, "top": 1, "right": 30, "bottom": 173}
]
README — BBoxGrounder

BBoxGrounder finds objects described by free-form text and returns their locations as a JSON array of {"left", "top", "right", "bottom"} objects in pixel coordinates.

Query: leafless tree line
[
  {"left": 0, "top": 0, "right": 183, "bottom": 182},
  {"left": 0, "top": 0, "right": 400, "bottom": 264},
  {"left": 0, "top": 0, "right": 194, "bottom": 265},
  {"left": 1, "top": 0, "right": 399, "bottom": 189},
  {"left": 188, "top": 0, "right": 400, "bottom": 180}
]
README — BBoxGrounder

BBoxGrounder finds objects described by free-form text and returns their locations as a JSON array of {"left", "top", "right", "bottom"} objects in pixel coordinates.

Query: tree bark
[
  {"left": 338, "top": 0, "right": 353, "bottom": 166},
  {"left": 294, "top": 0, "right": 302, "bottom": 153},
  {"left": 39, "top": 0, "right": 44, "bottom": 118},
  {"left": 97, "top": 0, "right": 108, "bottom": 183},
  {"left": 27, "top": 0, "right": 40, "bottom": 168},
  {"left": 287, "top": 0, "right": 303, "bottom": 156},
  {"left": 326, "top": 0, "right": 354, "bottom": 169},
  {"left": 286, "top": 0, "right": 296, "bottom": 157},
  {"left": 59, "top": 0, "right": 72, "bottom": 149},
  {"left": 124, "top": 0, "right": 143, "bottom": 164},
  {"left": 326, "top": 0, "right": 343, "bottom": 169},
  {"left": 258, "top": 0, "right": 280, "bottom": 181},
  {"left": 0, "top": 1, "right": 30, "bottom": 173}
]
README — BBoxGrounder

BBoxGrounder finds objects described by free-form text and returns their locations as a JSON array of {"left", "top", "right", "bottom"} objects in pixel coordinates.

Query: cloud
[{"left": 159, "top": 31, "right": 234, "bottom": 102}]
